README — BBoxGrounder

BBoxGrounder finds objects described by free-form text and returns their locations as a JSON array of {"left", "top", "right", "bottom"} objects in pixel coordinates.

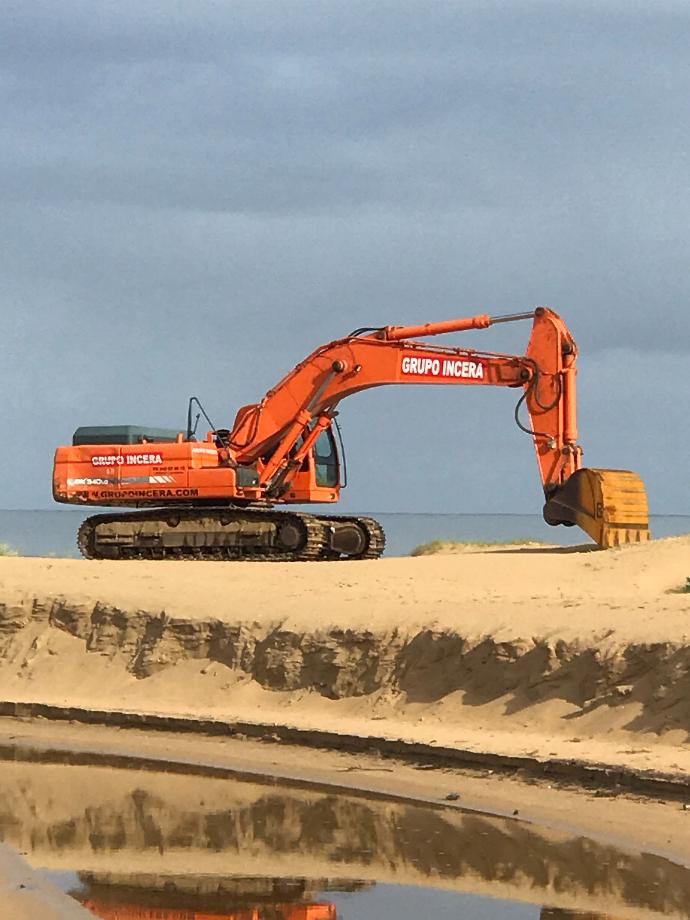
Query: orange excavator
[{"left": 53, "top": 307, "right": 650, "bottom": 560}]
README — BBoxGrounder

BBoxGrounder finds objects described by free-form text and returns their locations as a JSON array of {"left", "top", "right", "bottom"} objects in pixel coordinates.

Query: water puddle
[{"left": 0, "top": 755, "right": 686, "bottom": 919}]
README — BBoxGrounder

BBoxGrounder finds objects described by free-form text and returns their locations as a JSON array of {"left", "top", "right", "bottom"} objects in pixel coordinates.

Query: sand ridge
[{"left": 0, "top": 533, "right": 689, "bottom": 637}]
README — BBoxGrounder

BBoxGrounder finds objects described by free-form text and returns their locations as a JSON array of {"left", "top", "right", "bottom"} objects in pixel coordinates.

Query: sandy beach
[
  {"left": 0, "top": 530, "right": 689, "bottom": 918},
  {"left": 0, "top": 535, "right": 688, "bottom": 782}
]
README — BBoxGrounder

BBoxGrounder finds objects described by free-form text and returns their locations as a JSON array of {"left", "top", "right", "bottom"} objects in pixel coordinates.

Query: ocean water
[{"left": 0, "top": 508, "right": 688, "bottom": 558}]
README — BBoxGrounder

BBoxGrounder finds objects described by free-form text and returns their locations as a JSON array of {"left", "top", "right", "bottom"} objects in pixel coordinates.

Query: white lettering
[
  {"left": 401, "top": 354, "right": 485, "bottom": 381},
  {"left": 91, "top": 452, "right": 163, "bottom": 467},
  {"left": 401, "top": 355, "right": 440, "bottom": 376},
  {"left": 124, "top": 453, "right": 163, "bottom": 465},
  {"left": 91, "top": 455, "right": 123, "bottom": 467}
]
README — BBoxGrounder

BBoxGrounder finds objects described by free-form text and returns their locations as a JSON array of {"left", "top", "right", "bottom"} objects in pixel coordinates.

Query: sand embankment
[{"left": 0, "top": 536, "right": 689, "bottom": 778}]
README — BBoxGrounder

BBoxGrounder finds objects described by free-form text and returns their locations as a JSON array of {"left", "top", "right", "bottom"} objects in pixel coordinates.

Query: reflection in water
[
  {"left": 0, "top": 756, "right": 686, "bottom": 918},
  {"left": 81, "top": 885, "right": 337, "bottom": 920},
  {"left": 85, "top": 909, "right": 334, "bottom": 920},
  {"left": 539, "top": 907, "right": 622, "bottom": 920},
  {"left": 73, "top": 874, "right": 350, "bottom": 920},
  {"left": 541, "top": 914, "right": 628, "bottom": 920},
  {"left": 75, "top": 890, "right": 630, "bottom": 920}
]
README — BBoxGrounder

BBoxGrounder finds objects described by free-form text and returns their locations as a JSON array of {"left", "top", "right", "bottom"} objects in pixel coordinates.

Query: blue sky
[{"left": 2, "top": 1, "right": 688, "bottom": 512}]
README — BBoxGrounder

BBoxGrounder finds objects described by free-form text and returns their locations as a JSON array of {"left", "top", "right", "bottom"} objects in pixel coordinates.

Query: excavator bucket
[{"left": 543, "top": 468, "right": 650, "bottom": 549}]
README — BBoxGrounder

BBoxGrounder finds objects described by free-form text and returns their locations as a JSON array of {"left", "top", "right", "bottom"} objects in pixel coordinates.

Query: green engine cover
[{"left": 72, "top": 426, "right": 182, "bottom": 446}]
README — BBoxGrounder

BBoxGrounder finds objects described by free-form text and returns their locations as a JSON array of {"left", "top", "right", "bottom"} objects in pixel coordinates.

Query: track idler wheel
[{"left": 327, "top": 521, "right": 368, "bottom": 557}]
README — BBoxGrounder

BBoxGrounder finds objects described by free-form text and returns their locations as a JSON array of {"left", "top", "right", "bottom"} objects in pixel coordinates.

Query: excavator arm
[{"left": 227, "top": 308, "right": 648, "bottom": 548}]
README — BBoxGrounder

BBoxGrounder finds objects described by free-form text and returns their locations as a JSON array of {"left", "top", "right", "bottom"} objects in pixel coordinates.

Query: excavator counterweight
[{"left": 52, "top": 307, "right": 650, "bottom": 559}]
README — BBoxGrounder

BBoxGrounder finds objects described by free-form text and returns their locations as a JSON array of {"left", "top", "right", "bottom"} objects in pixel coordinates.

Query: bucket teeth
[{"left": 543, "top": 468, "right": 650, "bottom": 549}]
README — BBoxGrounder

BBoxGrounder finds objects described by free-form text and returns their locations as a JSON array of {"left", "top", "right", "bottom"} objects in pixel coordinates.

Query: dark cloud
[{"left": 1, "top": 1, "right": 688, "bottom": 511}]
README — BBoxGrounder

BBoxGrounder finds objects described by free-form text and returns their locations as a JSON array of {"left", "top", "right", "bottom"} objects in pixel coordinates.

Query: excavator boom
[{"left": 52, "top": 306, "right": 650, "bottom": 559}]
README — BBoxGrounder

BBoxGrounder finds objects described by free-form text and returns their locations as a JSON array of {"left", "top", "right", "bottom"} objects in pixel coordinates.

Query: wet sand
[{"left": 0, "top": 842, "right": 94, "bottom": 919}]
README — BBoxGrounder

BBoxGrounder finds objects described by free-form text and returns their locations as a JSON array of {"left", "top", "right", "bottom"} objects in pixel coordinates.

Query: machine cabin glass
[{"left": 314, "top": 427, "right": 339, "bottom": 487}]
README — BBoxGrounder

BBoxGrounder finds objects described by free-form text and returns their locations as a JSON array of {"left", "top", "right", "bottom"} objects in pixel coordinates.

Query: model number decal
[
  {"left": 401, "top": 355, "right": 485, "bottom": 380},
  {"left": 91, "top": 452, "right": 163, "bottom": 467}
]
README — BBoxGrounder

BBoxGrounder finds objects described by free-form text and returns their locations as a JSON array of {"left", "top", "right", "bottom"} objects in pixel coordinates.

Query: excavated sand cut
[{"left": 0, "top": 535, "right": 689, "bottom": 778}]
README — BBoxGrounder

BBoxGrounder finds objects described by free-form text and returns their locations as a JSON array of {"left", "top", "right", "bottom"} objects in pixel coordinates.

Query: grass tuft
[
  {"left": 0, "top": 542, "right": 17, "bottom": 557},
  {"left": 411, "top": 539, "right": 448, "bottom": 556}
]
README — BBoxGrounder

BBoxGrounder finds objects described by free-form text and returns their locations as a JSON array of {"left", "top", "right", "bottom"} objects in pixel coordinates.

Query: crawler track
[{"left": 77, "top": 508, "right": 386, "bottom": 562}]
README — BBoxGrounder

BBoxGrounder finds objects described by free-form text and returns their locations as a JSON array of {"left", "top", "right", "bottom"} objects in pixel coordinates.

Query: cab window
[{"left": 314, "top": 428, "right": 339, "bottom": 487}]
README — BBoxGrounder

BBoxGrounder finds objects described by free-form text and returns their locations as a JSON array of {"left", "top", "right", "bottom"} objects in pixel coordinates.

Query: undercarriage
[{"left": 77, "top": 508, "right": 386, "bottom": 561}]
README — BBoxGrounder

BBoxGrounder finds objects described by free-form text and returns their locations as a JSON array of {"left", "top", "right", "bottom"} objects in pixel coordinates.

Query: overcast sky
[{"left": 1, "top": 0, "right": 688, "bottom": 514}]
